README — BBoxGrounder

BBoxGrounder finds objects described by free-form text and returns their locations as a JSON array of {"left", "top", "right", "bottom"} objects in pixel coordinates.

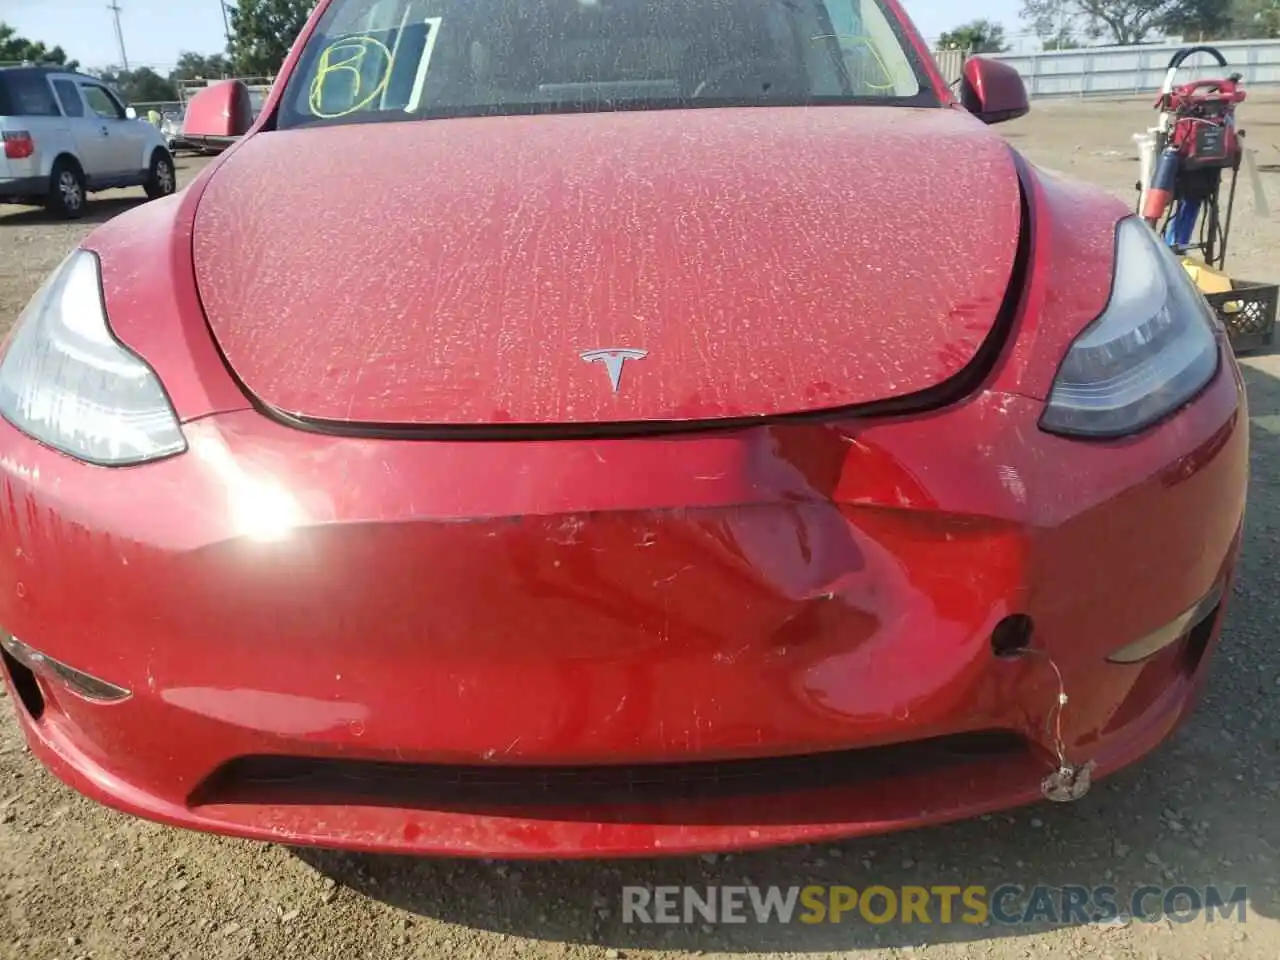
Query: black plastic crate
[{"left": 1203, "top": 280, "right": 1278, "bottom": 355}]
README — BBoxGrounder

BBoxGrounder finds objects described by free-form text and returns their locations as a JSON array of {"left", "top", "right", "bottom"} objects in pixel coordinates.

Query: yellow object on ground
[{"left": 1181, "top": 257, "right": 1234, "bottom": 294}]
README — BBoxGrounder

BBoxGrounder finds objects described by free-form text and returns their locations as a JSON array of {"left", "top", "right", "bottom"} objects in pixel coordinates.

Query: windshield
[{"left": 277, "top": 0, "right": 936, "bottom": 128}]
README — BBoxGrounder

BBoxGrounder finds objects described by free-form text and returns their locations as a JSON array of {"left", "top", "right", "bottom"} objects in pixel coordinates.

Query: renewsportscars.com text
[{"left": 621, "top": 884, "right": 1248, "bottom": 926}]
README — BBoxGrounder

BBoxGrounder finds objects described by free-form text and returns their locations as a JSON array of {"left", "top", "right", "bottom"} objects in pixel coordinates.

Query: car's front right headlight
[
  {"left": 0, "top": 249, "right": 186, "bottom": 466},
  {"left": 1039, "top": 216, "right": 1221, "bottom": 439}
]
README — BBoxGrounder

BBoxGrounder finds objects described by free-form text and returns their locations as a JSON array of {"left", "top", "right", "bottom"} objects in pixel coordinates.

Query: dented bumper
[{"left": 0, "top": 359, "right": 1248, "bottom": 857}]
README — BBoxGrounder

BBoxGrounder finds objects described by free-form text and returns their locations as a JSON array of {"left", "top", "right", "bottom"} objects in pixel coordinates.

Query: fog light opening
[
  {"left": 1181, "top": 602, "right": 1220, "bottom": 674},
  {"left": 0, "top": 644, "right": 45, "bottom": 721},
  {"left": 0, "top": 633, "right": 130, "bottom": 704},
  {"left": 991, "top": 614, "right": 1034, "bottom": 659},
  {"left": 1107, "top": 583, "right": 1224, "bottom": 664}
]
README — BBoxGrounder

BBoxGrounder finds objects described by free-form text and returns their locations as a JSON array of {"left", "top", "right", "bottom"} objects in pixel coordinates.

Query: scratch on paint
[
  {"left": 551, "top": 516, "right": 585, "bottom": 545},
  {"left": 712, "top": 643, "right": 751, "bottom": 665},
  {"left": 653, "top": 564, "right": 693, "bottom": 586},
  {"left": 997, "top": 463, "right": 1027, "bottom": 503}
]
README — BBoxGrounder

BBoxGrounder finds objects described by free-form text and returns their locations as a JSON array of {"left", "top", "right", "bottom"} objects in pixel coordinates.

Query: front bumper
[{"left": 0, "top": 352, "right": 1248, "bottom": 858}]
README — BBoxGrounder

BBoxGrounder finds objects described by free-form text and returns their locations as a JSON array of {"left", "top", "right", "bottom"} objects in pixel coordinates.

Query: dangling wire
[
  {"left": 1013, "top": 646, "right": 1069, "bottom": 771},
  {"left": 1010, "top": 646, "right": 1094, "bottom": 802}
]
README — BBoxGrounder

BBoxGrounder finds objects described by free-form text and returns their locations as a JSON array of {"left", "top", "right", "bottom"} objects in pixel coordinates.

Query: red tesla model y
[{"left": 0, "top": 0, "right": 1248, "bottom": 858}]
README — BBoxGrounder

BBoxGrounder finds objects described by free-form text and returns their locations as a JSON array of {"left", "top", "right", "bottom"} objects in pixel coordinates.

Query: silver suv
[{"left": 0, "top": 65, "right": 176, "bottom": 219}]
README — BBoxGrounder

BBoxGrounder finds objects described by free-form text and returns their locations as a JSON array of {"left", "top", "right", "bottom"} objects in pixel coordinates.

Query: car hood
[{"left": 192, "top": 107, "right": 1022, "bottom": 428}]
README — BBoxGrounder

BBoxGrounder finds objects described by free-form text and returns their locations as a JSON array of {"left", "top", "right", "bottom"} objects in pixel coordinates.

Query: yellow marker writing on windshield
[
  {"left": 813, "top": 34, "right": 899, "bottom": 92},
  {"left": 308, "top": 35, "right": 394, "bottom": 119}
]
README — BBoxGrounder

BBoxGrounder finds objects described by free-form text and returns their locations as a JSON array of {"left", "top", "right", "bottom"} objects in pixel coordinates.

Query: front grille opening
[
  {"left": 0, "top": 646, "right": 45, "bottom": 721},
  {"left": 190, "top": 731, "right": 1029, "bottom": 819}
]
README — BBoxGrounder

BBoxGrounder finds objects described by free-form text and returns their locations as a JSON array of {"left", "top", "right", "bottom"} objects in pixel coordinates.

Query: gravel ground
[{"left": 2, "top": 96, "right": 1280, "bottom": 960}]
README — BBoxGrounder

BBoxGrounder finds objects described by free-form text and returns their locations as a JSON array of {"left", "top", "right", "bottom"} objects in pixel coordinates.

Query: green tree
[
  {"left": 170, "top": 51, "right": 234, "bottom": 82},
  {"left": 0, "top": 22, "right": 79, "bottom": 70},
  {"left": 1044, "top": 26, "right": 1085, "bottom": 47},
  {"left": 227, "top": 0, "right": 313, "bottom": 76},
  {"left": 94, "top": 66, "right": 180, "bottom": 103},
  {"left": 1221, "top": 0, "right": 1280, "bottom": 35},
  {"left": 1022, "top": 0, "right": 1192, "bottom": 43},
  {"left": 938, "top": 19, "right": 1010, "bottom": 52},
  {"left": 1161, "top": 0, "right": 1234, "bottom": 35}
]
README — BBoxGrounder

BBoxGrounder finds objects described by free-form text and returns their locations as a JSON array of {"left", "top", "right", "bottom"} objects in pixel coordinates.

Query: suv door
[
  {"left": 105, "top": 90, "right": 154, "bottom": 177},
  {"left": 77, "top": 81, "right": 140, "bottom": 176},
  {"left": 48, "top": 76, "right": 112, "bottom": 180}
]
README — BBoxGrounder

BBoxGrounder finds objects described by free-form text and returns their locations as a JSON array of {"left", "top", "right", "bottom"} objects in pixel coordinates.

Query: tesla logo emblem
[{"left": 580, "top": 348, "right": 646, "bottom": 393}]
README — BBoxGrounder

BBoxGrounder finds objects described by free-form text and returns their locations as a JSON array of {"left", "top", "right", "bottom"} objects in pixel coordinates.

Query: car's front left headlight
[
  {"left": 0, "top": 249, "right": 186, "bottom": 466},
  {"left": 1039, "top": 216, "right": 1222, "bottom": 439}
]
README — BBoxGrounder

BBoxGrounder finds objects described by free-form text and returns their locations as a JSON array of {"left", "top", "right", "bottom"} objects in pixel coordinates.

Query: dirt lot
[{"left": 2, "top": 97, "right": 1280, "bottom": 960}]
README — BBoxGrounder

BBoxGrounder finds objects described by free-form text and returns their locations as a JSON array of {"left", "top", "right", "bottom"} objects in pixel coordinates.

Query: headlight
[
  {"left": 1040, "top": 216, "right": 1221, "bottom": 439},
  {"left": 0, "top": 250, "right": 186, "bottom": 466}
]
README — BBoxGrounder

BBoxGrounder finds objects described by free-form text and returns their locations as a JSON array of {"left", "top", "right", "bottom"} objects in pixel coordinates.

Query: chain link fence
[{"left": 131, "top": 101, "right": 184, "bottom": 117}]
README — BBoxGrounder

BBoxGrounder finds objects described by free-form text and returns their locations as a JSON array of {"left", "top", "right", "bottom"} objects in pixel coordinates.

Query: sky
[{"left": 3, "top": 0, "right": 1038, "bottom": 74}]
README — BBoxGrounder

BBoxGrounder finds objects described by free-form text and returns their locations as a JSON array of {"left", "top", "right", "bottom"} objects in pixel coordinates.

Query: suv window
[
  {"left": 81, "top": 83, "right": 126, "bottom": 120},
  {"left": 51, "top": 79, "right": 86, "bottom": 117},
  {"left": 277, "top": 0, "right": 935, "bottom": 129},
  {"left": 0, "top": 72, "right": 61, "bottom": 117}
]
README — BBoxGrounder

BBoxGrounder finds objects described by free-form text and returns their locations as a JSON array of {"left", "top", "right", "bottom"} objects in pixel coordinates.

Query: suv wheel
[
  {"left": 145, "top": 151, "right": 176, "bottom": 200},
  {"left": 47, "top": 160, "right": 86, "bottom": 220}
]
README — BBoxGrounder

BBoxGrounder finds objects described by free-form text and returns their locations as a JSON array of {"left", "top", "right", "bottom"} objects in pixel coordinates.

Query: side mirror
[
  {"left": 124, "top": 105, "right": 137, "bottom": 120},
  {"left": 958, "top": 57, "right": 1029, "bottom": 125},
  {"left": 184, "top": 80, "right": 255, "bottom": 138}
]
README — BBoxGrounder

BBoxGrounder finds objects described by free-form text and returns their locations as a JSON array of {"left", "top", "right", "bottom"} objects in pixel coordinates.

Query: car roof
[{"left": 0, "top": 65, "right": 97, "bottom": 83}]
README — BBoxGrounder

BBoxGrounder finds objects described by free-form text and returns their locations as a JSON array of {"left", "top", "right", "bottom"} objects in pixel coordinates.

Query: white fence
[
  {"left": 989, "top": 38, "right": 1280, "bottom": 99},
  {"left": 933, "top": 47, "right": 966, "bottom": 86}
]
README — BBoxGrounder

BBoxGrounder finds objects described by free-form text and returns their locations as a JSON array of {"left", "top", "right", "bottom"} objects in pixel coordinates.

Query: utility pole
[
  {"left": 219, "top": 1, "right": 232, "bottom": 47},
  {"left": 107, "top": 1, "right": 129, "bottom": 72}
]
